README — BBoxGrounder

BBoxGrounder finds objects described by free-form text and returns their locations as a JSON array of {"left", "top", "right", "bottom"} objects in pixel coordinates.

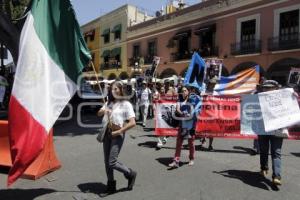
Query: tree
[{"left": 0, "top": 0, "right": 30, "bottom": 64}]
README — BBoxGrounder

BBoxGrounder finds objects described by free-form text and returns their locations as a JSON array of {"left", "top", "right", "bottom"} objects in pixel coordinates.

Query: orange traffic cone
[{"left": 0, "top": 120, "right": 61, "bottom": 180}]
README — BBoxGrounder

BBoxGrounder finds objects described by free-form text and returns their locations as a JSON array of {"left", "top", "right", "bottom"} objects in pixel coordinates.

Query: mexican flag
[{"left": 8, "top": 0, "right": 91, "bottom": 186}]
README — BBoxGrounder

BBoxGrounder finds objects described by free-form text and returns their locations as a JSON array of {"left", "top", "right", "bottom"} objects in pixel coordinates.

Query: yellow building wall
[
  {"left": 99, "top": 7, "right": 129, "bottom": 79},
  {"left": 85, "top": 27, "right": 101, "bottom": 73}
]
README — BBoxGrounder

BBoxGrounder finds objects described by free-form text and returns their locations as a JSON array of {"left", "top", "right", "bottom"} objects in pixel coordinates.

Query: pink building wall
[{"left": 127, "top": 0, "right": 300, "bottom": 78}]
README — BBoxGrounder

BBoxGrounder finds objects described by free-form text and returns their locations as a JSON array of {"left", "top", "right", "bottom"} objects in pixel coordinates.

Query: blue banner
[{"left": 183, "top": 52, "right": 206, "bottom": 90}]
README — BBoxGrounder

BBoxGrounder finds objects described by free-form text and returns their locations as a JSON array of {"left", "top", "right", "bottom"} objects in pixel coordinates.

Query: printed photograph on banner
[
  {"left": 155, "top": 99, "right": 178, "bottom": 136},
  {"left": 287, "top": 67, "right": 300, "bottom": 86},
  {"left": 204, "top": 59, "right": 223, "bottom": 81}
]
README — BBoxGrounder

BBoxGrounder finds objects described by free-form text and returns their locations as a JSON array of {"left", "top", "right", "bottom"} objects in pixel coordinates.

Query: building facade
[
  {"left": 81, "top": 18, "right": 101, "bottom": 75},
  {"left": 82, "top": 5, "right": 153, "bottom": 80},
  {"left": 127, "top": 0, "right": 300, "bottom": 85}
]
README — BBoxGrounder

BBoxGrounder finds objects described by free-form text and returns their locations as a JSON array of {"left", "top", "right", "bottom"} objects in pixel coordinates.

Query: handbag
[
  {"left": 274, "top": 128, "right": 289, "bottom": 138},
  {"left": 96, "top": 114, "right": 109, "bottom": 143}
]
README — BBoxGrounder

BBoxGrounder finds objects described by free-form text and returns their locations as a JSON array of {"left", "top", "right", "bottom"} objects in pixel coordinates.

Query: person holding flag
[{"left": 97, "top": 81, "right": 137, "bottom": 196}]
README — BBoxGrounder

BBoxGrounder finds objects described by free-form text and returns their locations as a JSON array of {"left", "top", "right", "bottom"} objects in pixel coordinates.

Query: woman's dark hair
[
  {"left": 179, "top": 86, "right": 190, "bottom": 102},
  {"left": 108, "top": 81, "right": 125, "bottom": 103}
]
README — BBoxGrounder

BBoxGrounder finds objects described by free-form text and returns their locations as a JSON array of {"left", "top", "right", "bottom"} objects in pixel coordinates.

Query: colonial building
[
  {"left": 127, "top": 0, "right": 300, "bottom": 85},
  {"left": 81, "top": 18, "right": 101, "bottom": 75},
  {"left": 81, "top": 5, "right": 153, "bottom": 80}
]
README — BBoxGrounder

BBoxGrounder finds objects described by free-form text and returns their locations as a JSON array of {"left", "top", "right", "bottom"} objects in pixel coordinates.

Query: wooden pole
[{"left": 89, "top": 61, "right": 105, "bottom": 103}]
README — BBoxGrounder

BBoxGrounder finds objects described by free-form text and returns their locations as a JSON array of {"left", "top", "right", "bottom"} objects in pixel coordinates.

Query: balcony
[
  {"left": 171, "top": 51, "right": 193, "bottom": 62},
  {"left": 268, "top": 33, "right": 300, "bottom": 51},
  {"left": 100, "top": 62, "right": 121, "bottom": 70},
  {"left": 144, "top": 55, "right": 156, "bottom": 64},
  {"left": 231, "top": 40, "right": 262, "bottom": 55},
  {"left": 198, "top": 46, "right": 219, "bottom": 57},
  {"left": 129, "top": 56, "right": 155, "bottom": 66}
]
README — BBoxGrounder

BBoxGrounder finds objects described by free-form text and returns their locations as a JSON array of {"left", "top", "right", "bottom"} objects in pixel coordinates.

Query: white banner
[{"left": 258, "top": 88, "right": 300, "bottom": 132}]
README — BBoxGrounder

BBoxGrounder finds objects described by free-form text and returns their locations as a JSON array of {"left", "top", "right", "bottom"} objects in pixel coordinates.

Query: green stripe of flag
[{"left": 30, "top": 0, "right": 91, "bottom": 83}]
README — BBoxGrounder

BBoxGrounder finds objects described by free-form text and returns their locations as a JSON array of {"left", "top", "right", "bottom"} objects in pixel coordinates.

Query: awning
[
  {"left": 194, "top": 24, "right": 216, "bottom": 35},
  {"left": 173, "top": 30, "right": 191, "bottom": 40},
  {"left": 111, "top": 47, "right": 121, "bottom": 57},
  {"left": 112, "top": 24, "right": 122, "bottom": 33},
  {"left": 101, "top": 50, "right": 110, "bottom": 57},
  {"left": 101, "top": 28, "right": 110, "bottom": 36}
]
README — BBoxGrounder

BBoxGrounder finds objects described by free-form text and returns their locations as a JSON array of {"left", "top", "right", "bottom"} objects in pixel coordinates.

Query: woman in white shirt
[{"left": 98, "top": 81, "right": 136, "bottom": 196}]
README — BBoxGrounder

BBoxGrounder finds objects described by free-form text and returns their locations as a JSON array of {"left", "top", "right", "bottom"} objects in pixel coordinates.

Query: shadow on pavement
[
  {"left": 138, "top": 134, "right": 159, "bottom": 138},
  {"left": 54, "top": 114, "right": 100, "bottom": 137},
  {"left": 0, "top": 166, "right": 10, "bottom": 175},
  {"left": 156, "top": 157, "right": 173, "bottom": 167},
  {"left": 233, "top": 146, "right": 257, "bottom": 155},
  {"left": 213, "top": 170, "right": 279, "bottom": 191},
  {"left": 291, "top": 152, "right": 300, "bottom": 157},
  {"left": 77, "top": 182, "right": 106, "bottom": 195},
  {"left": 143, "top": 128, "right": 155, "bottom": 132},
  {"left": 202, "top": 148, "right": 253, "bottom": 155},
  {"left": 0, "top": 188, "right": 57, "bottom": 200},
  {"left": 77, "top": 182, "right": 128, "bottom": 197},
  {"left": 138, "top": 141, "right": 157, "bottom": 149}
]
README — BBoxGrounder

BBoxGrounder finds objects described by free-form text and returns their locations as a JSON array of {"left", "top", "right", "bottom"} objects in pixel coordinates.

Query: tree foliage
[{"left": 0, "top": 0, "right": 30, "bottom": 64}]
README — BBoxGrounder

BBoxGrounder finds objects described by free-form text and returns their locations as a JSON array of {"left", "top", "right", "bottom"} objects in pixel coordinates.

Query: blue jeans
[{"left": 258, "top": 135, "right": 283, "bottom": 179}]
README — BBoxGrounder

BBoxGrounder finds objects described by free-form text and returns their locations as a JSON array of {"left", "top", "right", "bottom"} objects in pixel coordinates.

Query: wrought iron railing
[
  {"left": 231, "top": 40, "right": 262, "bottom": 55},
  {"left": 268, "top": 33, "right": 300, "bottom": 51}
]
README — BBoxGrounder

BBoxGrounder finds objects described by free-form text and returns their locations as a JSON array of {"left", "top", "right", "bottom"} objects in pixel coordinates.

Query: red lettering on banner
[{"left": 196, "top": 95, "right": 241, "bottom": 137}]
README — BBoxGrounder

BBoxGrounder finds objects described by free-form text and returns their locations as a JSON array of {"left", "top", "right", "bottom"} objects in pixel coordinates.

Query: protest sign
[
  {"left": 241, "top": 94, "right": 269, "bottom": 137},
  {"left": 287, "top": 68, "right": 300, "bottom": 86},
  {"left": 258, "top": 88, "right": 300, "bottom": 132},
  {"left": 155, "top": 96, "right": 178, "bottom": 136},
  {"left": 196, "top": 95, "right": 241, "bottom": 137},
  {"left": 204, "top": 59, "right": 222, "bottom": 81}
]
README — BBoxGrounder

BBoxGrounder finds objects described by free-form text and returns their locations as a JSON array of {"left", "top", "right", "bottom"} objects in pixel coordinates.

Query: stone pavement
[{"left": 0, "top": 114, "right": 300, "bottom": 200}]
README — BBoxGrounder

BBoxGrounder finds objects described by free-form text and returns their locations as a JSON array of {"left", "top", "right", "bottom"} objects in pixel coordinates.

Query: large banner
[
  {"left": 155, "top": 96, "right": 178, "bottom": 136},
  {"left": 258, "top": 88, "right": 300, "bottom": 132},
  {"left": 213, "top": 66, "right": 260, "bottom": 95},
  {"left": 153, "top": 93, "right": 300, "bottom": 139},
  {"left": 196, "top": 96, "right": 241, "bottom": 138}
]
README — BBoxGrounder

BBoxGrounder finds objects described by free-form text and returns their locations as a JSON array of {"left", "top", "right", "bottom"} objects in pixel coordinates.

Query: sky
[
  {"left": 4, "top": 0, "right": 200, "bottom": 64},
  {"left": 72, "top": 0, "right": 200, "bottom": 25}
]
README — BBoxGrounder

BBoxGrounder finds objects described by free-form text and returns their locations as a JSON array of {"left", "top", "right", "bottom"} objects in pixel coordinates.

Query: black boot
[
  {"left": 100, "top": 180, "right": 116, "bottom": 197},
  {"left": 125, "top": 169, "right": 137, "bottom": 190}
]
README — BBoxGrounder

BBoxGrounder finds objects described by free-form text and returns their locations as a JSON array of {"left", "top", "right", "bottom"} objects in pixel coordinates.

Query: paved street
[{"left": 1, "top": 114, "right": 300, "bottom": 200}]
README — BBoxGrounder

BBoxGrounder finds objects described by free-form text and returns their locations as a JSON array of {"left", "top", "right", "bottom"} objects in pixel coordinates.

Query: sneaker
[
  {"left": 162, "top": 137, "right": 167, "bottom": 145},
  {"left": 156, "top": 142, "right": 163, "bottom": 149},
  {"left": 208, "top": 145, "right": 214, "bottom": 151},
  {"left": 168, "top": 161, "right": 179, "bottom": 168},
  {"left": 188, "top": 160, "right": 194, "bottom": 166},
  {"left": 272, "top": 177, "right": 282, "bottom": 186},
  {"left": 260, "top": 170, "right": 268, "bottom": 178}
]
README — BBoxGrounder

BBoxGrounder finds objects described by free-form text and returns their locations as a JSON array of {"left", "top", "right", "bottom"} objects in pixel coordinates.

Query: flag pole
[{"left": 89, "top": 61, "right": 105, "bottom": 103}]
